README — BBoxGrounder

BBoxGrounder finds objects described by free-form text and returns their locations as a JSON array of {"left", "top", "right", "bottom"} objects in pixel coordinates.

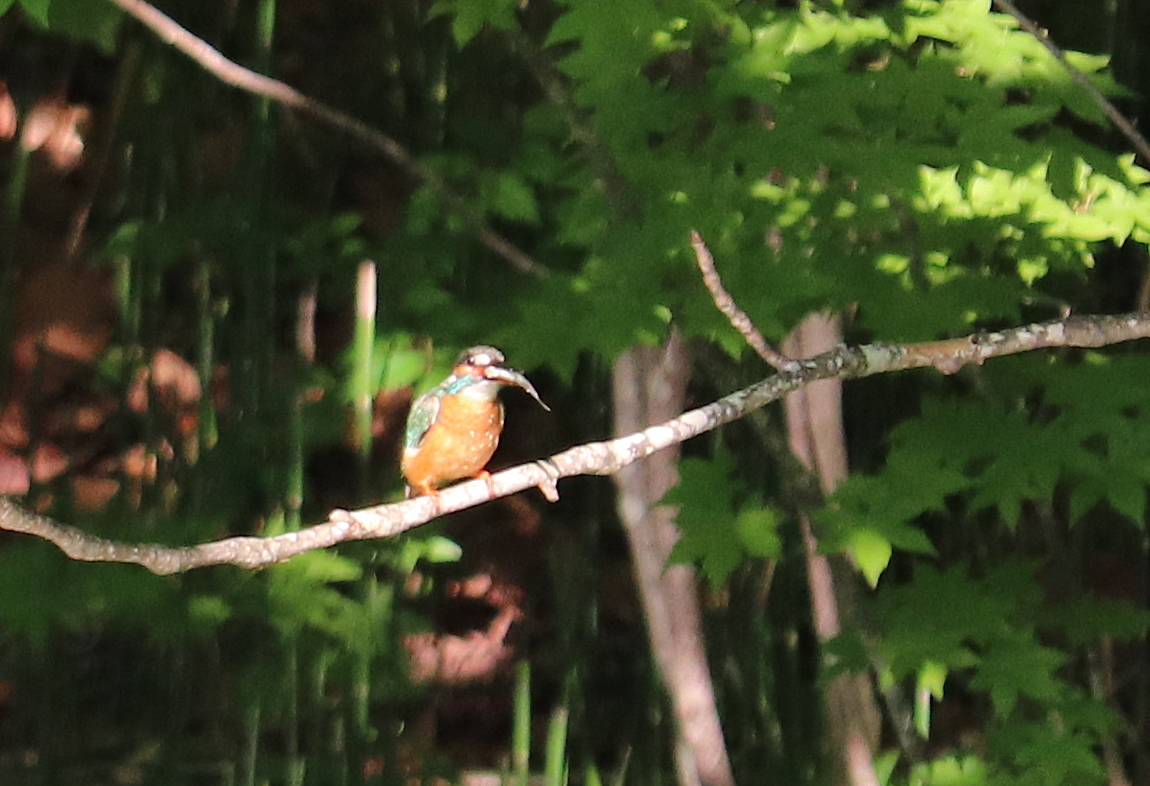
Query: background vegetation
[{"left": 0, "top": 0, "right": 1149, "bottom": 783}]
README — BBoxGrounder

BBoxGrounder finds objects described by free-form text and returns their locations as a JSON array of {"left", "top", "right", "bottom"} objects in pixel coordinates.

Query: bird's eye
[{"left": 462, "top": 346, "right": 504, "bottom": 367}]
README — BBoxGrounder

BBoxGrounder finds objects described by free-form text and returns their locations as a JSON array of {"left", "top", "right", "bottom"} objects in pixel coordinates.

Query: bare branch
[
  {"left": 0, "top": 497, "right": 365, "bottom": 573},
  {"left": 689, "top": 231, "right": 796, "bottom": 372},
  {"left": 103, "top": 0, "right": 547, "bottom": 278},
  {"left": 990, "top": 0, "right": 1150, "bottom": 166},
  {"left": 4, "top": 310, "right": 1150, "bottom": 573}
]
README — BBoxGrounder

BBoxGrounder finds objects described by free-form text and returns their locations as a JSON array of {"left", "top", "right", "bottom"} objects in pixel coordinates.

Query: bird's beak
[{"left": 484, "top": 366, "right": 551, "bottom": 411}]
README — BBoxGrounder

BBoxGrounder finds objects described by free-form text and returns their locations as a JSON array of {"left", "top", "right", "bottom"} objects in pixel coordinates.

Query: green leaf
[
  {"left": 824, "top": 630, "right": 872, "bottom": 676},
  {"left": 848, "top": 527, "right": 892, "bottom": 588},
  {"left": 485, "top": 171, "right": 539, "bottom": 223},
  {"left": 432, "top": 0, "right": 518, "bottom": 44},
  {"left": 820, "top": 473, "right": 940, "bottom": 577},
  {"left": 875, "top": 561, "right": 1039, "bottom": 679},
  {"left": 663, "top": 449, "right": 764, "bottom": 585},
  {"left": 47, "top": 0, "right": 123, "bottom": 52},
  {"left": 188, "top": 595, "right": 232, "bottom": 626},
  {"left": 886, "top": 396, "right": 1087, "bottom": 529},
  {"left": 271, "top": 549, "right": 363, "bottom": 585},
  {"left": 421, "top": 535, "right": 464, "bottom": 564},
  {"left": 504, "top": 274, "right": 595, "bottom": 382},
  {"left": 376, "top": 341, "right": 428, "bottom": 391},
  {"left": 735, "top": 506, "right": 781, "bottom": 558},
  {"left": 18, "top": 0, "right": 49, "bottom": 26},
  {"left": 987, "top": 717, "right": 1107, "bottom": 785},
  {"left": 669, "top": 527, "right": 743, "bottom": 586},
  {"left": 971, "top": 635, "right": 1067, "bottom": 716},
  {"left": 919, "top": 660, "right": 948, "bottom": 701},
  {"left": 266, "top": 552, "right": 368, "bottom": 639},
  {"left": 910, "top": 753, "right": 988, "bottom": 786},
  {"left": 398, "top": 535, "right": 463, "bottom": 573},
  {"left": 873, "top": 750, "right": 899, "bottom": 786},
  {"left": 1040, "top": 597, "right": 1150, "bottom": 647}
]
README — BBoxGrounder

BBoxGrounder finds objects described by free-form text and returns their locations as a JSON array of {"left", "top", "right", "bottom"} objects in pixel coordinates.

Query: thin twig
[
  {"left": 4, "top": 310, "right": 1150, "bottom": 573},
  {"left": 991, "top": 0, "right": 1150, "bottom": 166},
  {"left": 103, "top": 0, "right": 547, "bottom": 278},
  {"left": 689, "top": 230, "right": 796, "bottom": 371}
]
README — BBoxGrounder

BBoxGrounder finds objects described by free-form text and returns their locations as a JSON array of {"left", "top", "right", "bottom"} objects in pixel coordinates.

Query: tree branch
[
  {"left": 103, "top": 0, "right": 547, "bottom": 278},
  {"left": 3, "top": 311, "right": 1150, "bottom": 573},
  {"left": 688, "top": 231, "right": 796, "bottom": 372},
  {"left": 990, "top": 0, "right": 1150, "bottom": 166}
]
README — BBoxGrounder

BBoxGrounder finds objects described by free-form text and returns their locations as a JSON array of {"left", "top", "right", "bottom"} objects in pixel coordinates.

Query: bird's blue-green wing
[{"left": 404, "top": 390, "right": 441, "bottom": 451}]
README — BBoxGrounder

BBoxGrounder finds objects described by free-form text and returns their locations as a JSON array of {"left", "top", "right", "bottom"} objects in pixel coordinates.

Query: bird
[{"left": 401, "top": 345, "right": 549, "bottom": 499}]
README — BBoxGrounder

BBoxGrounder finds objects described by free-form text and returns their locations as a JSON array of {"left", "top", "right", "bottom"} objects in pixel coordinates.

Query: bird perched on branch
[{"left": 401, "top": 346, "right": 549, "bottom": 499}]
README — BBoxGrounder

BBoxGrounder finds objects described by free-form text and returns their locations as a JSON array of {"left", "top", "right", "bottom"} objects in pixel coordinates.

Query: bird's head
[{"left": 453, "top": 345, "right": 549, "bottom": 411}]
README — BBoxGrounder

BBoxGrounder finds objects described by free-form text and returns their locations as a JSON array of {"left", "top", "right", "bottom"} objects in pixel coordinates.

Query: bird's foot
[
  {"left": 476, "top": 469, "right": 496, "bottom": 497},
  {"left": 406, "top": 483, "right": 443, "bottom": 514}
]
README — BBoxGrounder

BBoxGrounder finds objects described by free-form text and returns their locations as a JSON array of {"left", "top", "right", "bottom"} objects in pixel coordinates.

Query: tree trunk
[
  {"left": 611, "top": 329, "right": 735, "bottom": 786},
  {"left": 783, "top": 313, "right": 882, "bottom": 786}
]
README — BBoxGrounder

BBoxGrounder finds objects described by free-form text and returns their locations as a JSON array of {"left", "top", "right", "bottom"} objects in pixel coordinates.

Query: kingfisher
[{"left": 401, "top": 345, "right": 549, "bottom": 499}]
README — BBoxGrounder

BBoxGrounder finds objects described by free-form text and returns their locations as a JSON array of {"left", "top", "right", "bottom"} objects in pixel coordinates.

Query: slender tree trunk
[
  {"left": 611, "top": 329, "right": 735, "bottom": 786},
  {"left": 783, "top": 313, "right": 881, "bottom": 786}
]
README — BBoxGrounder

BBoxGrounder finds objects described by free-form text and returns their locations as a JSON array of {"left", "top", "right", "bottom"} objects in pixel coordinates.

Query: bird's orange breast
[{"left": 401, "top": 393, "right": 505, "bottom": 493}]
